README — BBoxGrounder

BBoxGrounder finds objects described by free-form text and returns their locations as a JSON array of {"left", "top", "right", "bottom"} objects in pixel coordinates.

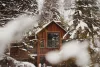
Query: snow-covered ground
[
  {"left": 0, "top": 56, "right": 36, "bottom": 67},
  {"left": 15, "top": 62, "right": 35, "bottom": 67}
]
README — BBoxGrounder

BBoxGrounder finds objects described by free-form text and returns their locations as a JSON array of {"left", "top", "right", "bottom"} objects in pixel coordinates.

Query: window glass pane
[{"left": 47, "top": 32, "right": 59, "bottom": 48}]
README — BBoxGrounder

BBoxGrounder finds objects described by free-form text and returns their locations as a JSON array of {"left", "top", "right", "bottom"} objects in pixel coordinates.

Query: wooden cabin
[
  {"left": 10, "top": 21, "right": 69, "bottom": 67},
  {"left": 35, "top": 21, "right": 68, "bottom": 67}
]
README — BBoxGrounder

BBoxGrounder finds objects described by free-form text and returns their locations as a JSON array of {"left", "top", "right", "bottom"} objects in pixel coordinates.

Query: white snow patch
[
  {"left": 76, "top": 20, "right": 88, "bottom": 30},
  {"left": 37, "top": 0, "right": 44, "bottom": 15},
  {"left": 7, "top": 56, "right": 36, "bottom": 67},
  {"left": 70, "top": 30, "right": 77, "bottom": 39},
  {"left": 35, "top": 22, "right": 51, "bottom": 34},
  {"left": 23, "top": 42, "right": 28, "bottom": 46},
  {"left": 78, "top": 10, "right": 82, "bottom": 16},
  {"left": 92, "top": 24, "right": 99, "bottom": 31},
  {"left": 28, "top": 46, "right": 33, "bottom": 49},
  {"left": 22, "top": 48, "right": 27, "bottom": 51},
  {"left": 46, "top": 50, "right": 62, "bottom": 64},
  {"left": 2, "top": 3, "right": 6, "bottom": 6},
  {"left": 16, "top": 62, "right": 36, "bottom": 67},
  {"left": 58, "top": 0, "right": 64, "bottom": 17},
  {"left": 64, "top": 10, "right": 75, "bottom": 22},
  {"left": 68, "top": 20, "right": 74, "bottom": 26},
  {"left": 58, "top": 0, "right": 75, "bottom": 22}
]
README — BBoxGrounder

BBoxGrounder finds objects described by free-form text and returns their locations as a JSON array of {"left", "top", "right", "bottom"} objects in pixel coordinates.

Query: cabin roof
[{"left": 35, "top": 21, "right": 67, "bottom": 34}]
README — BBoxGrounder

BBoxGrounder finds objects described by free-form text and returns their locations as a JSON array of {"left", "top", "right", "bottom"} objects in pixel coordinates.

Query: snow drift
[
  {"left": 15, "top": 62, "right": 36, "bottom": 67},
  {"left": 7, "top": 56, "right": 36, "bottom": 67}
]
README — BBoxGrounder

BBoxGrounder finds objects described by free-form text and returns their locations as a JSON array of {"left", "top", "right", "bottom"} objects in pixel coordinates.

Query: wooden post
[
  {"left": 59, "top": 33, "right": 62, "bottom": 49},
  {"left": 37, "top": 39, "right": 40, "bottom": 67}
]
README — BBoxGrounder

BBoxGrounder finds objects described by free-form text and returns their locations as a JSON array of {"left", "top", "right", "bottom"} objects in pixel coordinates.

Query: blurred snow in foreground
[
  {"left": 46, "top": 40, "right": 90, "bottom": 67},
  {"left": 0, "top": 14, "right": 38, "bottom": 56}
]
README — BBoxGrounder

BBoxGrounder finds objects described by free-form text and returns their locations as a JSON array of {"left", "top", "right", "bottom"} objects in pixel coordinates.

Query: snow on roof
[
  {"left": 35, "top": 21, "right": 66, "bottom": 34},
  {"left": 63, "top": 32, "right": 69, "bottom": 39},
  {"left": 53, "top": 21, "right": 67, "bottom": 32},
  {"left": 35, "top": 21, "right": 51, "bottom": 34}
]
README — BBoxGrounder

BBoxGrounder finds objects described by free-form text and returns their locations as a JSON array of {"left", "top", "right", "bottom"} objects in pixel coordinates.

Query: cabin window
[
  {"left": 40, "top": 39, "right": 44, "bottom": 48},
  {"left": 47, "top": 32, "right": 59, "bottom": 48}
]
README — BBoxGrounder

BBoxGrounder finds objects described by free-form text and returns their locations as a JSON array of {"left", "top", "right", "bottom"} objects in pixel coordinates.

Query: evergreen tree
[
  {"left": 69, "top": 0, "right": 100, "bottom": 42},
  {"left": 0, "top": 0, "right": 38, "bottom": 26},
  {"left": 68, "top": 0, "right": 100, "bottom": 66}
]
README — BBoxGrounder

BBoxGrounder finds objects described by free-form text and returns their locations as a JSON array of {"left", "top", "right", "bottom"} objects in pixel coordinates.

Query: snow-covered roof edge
[{"left": 35, "top": 21, "right": 67, "bottom": 34}]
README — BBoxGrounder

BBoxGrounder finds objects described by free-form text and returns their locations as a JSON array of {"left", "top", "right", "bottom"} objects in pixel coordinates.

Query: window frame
[{"left": 46, "top": 31, "right": 60, "bottom": 48}]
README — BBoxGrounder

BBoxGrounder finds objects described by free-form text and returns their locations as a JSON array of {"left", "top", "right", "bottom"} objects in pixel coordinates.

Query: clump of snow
[
  {"left": 70, "top": 30, "right": 77, "bottom": 39},
  {"left": 7, "top": 56, "right": 36, "bottom": 67},
  {"left": 45, "top": 50, "right": 62, "bottom": 64},
  {"left": 16, "top": 62, "right": 35, "bottom": 67},
  {"left": 92, "top": 24, "right": 99, "bottom": 31},
  {"left": 78, "top": 10, "right": 82, "bottom": 16},
  {"left": 2, "top": 3, "right": 6, "bottom": 6},
  {"left": 68, "top": 20, "right": 74, "bottom": 26},
  {"left": 22, "top": 48, "right": 27, "bottom": 51},
  {"left": 0, "top": 14, "right": 38, "bottom": 56},
  {"left": 76, "top": 20, "right": 88, "bottom": 30},
  {"left": 46, "top": 40, "right": 90, "bottom": 67}
]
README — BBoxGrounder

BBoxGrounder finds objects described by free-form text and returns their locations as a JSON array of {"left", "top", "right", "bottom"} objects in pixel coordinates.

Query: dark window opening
[{"left": 47, "top": 32, "right": 59, "bottom": 48}]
